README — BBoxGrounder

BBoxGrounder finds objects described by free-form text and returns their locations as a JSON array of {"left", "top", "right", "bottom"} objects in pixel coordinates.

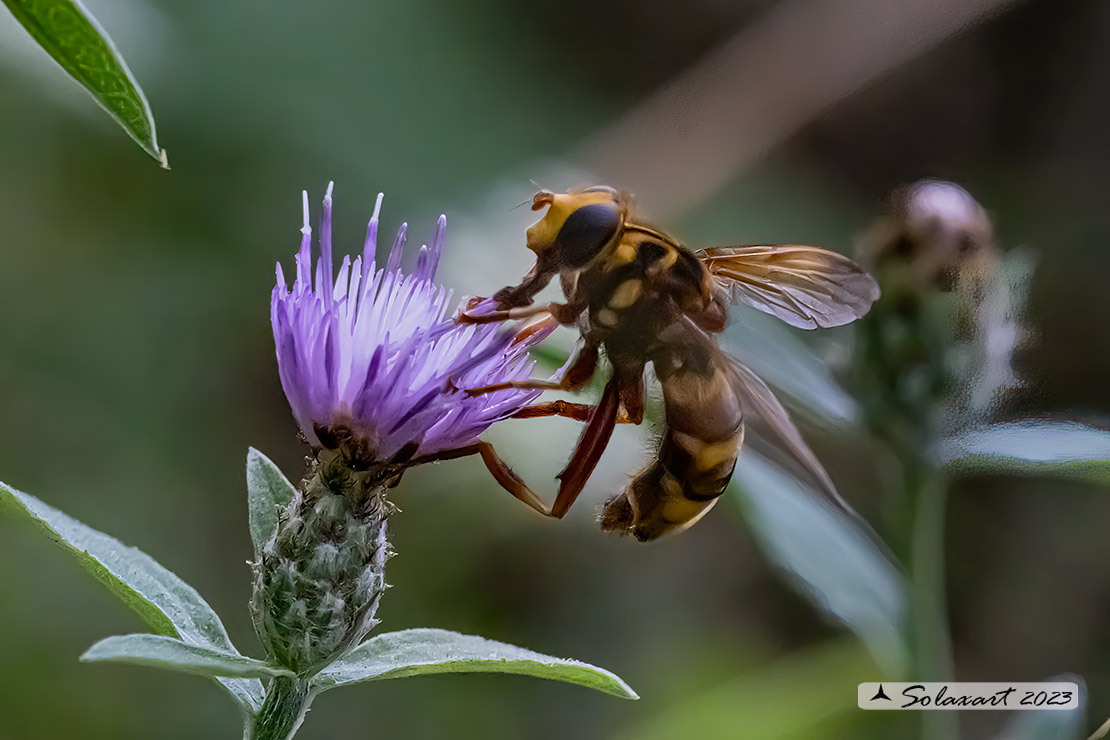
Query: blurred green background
[{"left": 2, "top": 0, "right": 1110, "bottom": 738}]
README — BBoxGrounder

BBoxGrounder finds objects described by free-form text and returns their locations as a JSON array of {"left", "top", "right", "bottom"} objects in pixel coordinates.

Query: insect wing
[
  {"left": 696, "top": 245, "right": 880, "bottom": 329},
  {"left": 725, "top": 355, "right": 849, "bottom": 515}
]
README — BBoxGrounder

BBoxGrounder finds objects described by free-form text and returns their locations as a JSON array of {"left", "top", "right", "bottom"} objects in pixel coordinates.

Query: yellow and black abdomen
[{"left": 600, "top": 343, "right": 744, "bottom": 541}]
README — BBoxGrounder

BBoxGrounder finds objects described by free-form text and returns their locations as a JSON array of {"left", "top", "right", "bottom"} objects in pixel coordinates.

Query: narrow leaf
[
  {"left": 82, "top": 634, "right": 293, "bottom": 679},
  {"left": 246, "top": 447, "right": 296, "bottom": 555},
  {"left": 730, "top": 454, "right": 907, "bottom": 674},
  {"left": 1, "top": 0, "right": 163, "bottom": 162},
  {"left": 940, "top": 420, "right": 1110, "bottom": 484},
  {"left": 0, "top": 482, "right": 263, "bottom": 712},
  {"left": 314, "top": 628, "right": 638, "bottom": 699}
]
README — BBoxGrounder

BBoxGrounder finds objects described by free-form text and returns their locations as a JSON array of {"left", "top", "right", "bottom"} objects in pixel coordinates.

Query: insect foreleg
[
  {"left": 457, "top": 303, "right": 555, "bottom": 325},
  {"left": 491, "top": 260, "right": 555, "bottom": 309}
]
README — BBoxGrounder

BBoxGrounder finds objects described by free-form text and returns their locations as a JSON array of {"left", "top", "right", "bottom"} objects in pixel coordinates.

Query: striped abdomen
[{"left": 600, "top": 347, "right": 743, "bottom": 541}]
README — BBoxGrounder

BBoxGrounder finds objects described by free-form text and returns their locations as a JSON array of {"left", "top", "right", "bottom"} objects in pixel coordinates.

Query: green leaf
[
  {"left": 246, "top": 447, "right": 296, "bottom": 555},
  {"left": 0, "top": 482, "right": 263, "bottom": 712},
  {"left": 82, "top": 634, "right": 293, "bottom": 679},
  {"left": 313, "top": 628, "right": 638, "bottom": 699},
  {"left": 1000, "top": 675, "right": 1085, "bottom": 740},
  {"left": 940, "top": 420, "right": 1110, "bottom": 484},
  {"left": 730, "top": 454, "right": 907, "bottom": 675},
  {"left": 1, "top": 0, "right": 164, "bottom": 163}
]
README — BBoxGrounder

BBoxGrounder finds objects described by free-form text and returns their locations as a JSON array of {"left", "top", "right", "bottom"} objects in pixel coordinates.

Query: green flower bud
[
  {"left": 853, "top": 180, "right": 1029, "bottom": 456},
  {"left": 250, "top": 450, "right": 394, "bottom": 674}
]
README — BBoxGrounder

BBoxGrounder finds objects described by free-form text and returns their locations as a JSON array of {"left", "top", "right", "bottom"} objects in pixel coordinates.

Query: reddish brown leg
[
  {"left": 466, "top": 340, "right": 600, "bottom": 397},
  {"left": 562, "top": 341, "right": 599, "bottom": 390},
  {"left": 513, "top": 400, "right": 638, "bottom": 424},
  {"left": 510, "top": 314, "right": 560, "bottom": 346},
  {"left": 469, "top": 379, "right": 620, "bottom": 520},
  {"left": 476, "top": 441, "right": 557, "bottom": 517},
  {"left": 407, "top": 444, "right": 481, "bottom": 466},
  {"left": 458, "top": 302, "right": 558, "bottom": 325},
  {"left": 465, "top": 379, "right": 564, "bottom": 396},
  {"left": 617, "top": 372, "right": 645, "bottom": 425},
  {"left": 422, "top": 381, "right": 620, "bottom": 520},
  {"left": 551, "top": 378, "right": 620, "bottom": 518},
  {"left": 408, "top": 441, "right": 558, "bottom": 517},
  {"left": 513, "top": 400, "right": 594, "bottom": 422}
]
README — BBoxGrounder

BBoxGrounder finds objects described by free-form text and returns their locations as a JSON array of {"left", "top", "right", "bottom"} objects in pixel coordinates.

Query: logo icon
[{"left": 870, "top": 684, "right": 892, "bottom": 702}]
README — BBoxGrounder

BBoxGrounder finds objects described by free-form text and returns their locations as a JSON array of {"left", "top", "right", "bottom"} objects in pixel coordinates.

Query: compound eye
[{"left": 556, "top": 201, "right": 622, "bottom": 267}]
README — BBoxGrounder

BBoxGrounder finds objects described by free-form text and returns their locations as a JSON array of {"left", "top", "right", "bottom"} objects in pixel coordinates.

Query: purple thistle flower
[{"left": 271, "top": 183, "right": 552, "bottom": 464}]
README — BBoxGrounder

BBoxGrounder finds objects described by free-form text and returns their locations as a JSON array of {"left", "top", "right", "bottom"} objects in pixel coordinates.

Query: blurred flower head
[
  {"left": 271, "top": 183, "right": 551, "bottom": 465},
  {"left": 867, "top": 179, "right": 997, "bottom": 293}
]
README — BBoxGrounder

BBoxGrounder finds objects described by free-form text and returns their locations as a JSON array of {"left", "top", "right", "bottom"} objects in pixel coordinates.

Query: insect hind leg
[{"left": 477, "top": 441, "right": 558, "bottom": 518}]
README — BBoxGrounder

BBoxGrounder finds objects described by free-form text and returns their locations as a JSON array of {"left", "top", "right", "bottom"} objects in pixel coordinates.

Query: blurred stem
[
  {"left": 250, "top": 676, "right": 315, "bottom": 740},
  {"left": 906, "top": 467, "right": 956, "bottom": 740}
]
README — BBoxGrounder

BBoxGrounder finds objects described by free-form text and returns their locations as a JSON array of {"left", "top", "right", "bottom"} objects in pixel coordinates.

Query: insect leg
[
  {"left": 476, "top": 441, "right": 556, "bottom": 517},
  {"left": 513, "top": 400, "right": 639, "bottom": 424},
  {"left": 491, "top": 261, "right": 556, "bottom": 309},
  {"left": 465, "top": 340, "right": 599, "bottom": 397},
  {"left": 406, "top": 444, "right": 482, "bottom": 466},
  {"left": 462, "top": 279, "right": 588, "bottom": 327},
  {"left": 465, "top": 379, "right": 566, "bottom": 396},
  {"left": 457, "top": 303, "right": 555, "bottom": 325},
  {"left": 513, "top": 400, "right": 595, "bottom": 421},
  {"left": 613, "top": 361, "right": 646, "bottom": 424},
  {"left": 408, "top": 441, "right": 560, "bottom": 518},
  {"left": 561, "top": 340, "right": 599, "bottom": 390},
  {"left": 551, "top": 378, "right": 620, "bottom": 518}
]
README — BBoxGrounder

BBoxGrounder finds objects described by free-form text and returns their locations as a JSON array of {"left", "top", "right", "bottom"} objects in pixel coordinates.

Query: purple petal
[
  {"left": 270, "top": 185, "right": 555, "bottom": 461},
  {"left": 425, "top": 215, "right": 445, "bottom": 282},
  {"left": 386, "top": 223, "right": 407, "bottom": 273}
]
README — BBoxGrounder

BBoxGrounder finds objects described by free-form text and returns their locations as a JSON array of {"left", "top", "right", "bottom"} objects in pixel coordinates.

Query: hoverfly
[{"left": 458, "top": 186, "right": 880, "bottom": 541}]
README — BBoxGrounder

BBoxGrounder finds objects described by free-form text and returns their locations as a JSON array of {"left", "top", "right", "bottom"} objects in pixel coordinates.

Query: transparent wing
[
  {"left": 724, "top": 353, "right": 897, "bottom": 563},
  {"left": 724, "top": 354, "right": 843, "bottom": 510},
  {"left": 696, "top": 245, "right": 880, "bottom": 329}
]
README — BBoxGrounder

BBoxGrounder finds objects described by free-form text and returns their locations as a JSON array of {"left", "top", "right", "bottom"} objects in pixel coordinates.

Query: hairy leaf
[
  {"left": 314, "top": 628, "right": 638, "bottom": 699},
  {"left": 82, "top": 634, "right": 293, "bottom": 679},
  {"left": 246, "top": 447, "right": 296, "bottom": 555},
  {"left": 0, "top": 482, "right": 262, "bottom": 712}
]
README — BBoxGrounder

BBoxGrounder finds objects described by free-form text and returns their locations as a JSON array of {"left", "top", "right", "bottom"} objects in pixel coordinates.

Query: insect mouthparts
[{"left": 532, "top": 190, "right": 555, "bottom": 211}]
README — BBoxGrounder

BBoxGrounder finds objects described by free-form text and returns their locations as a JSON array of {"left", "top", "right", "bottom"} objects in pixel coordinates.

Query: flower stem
[
  {"left": 250, "top": 677, "right": 316, "bottom": 740},
  {"left": 905, "top": 468, "right": 957, "bottom": 740}
]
